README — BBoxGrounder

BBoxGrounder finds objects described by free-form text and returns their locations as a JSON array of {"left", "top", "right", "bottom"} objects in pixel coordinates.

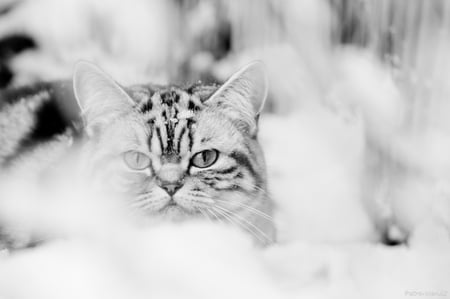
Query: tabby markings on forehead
[
  {"left": 133, "top": 86, "right": 213, "bottom": 158},
  {"left": 176, "top": 110, "right": 195, "bottom": 120}
]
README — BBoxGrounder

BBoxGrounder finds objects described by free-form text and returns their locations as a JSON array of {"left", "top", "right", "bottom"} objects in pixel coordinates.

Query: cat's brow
[{"left": 137, "top": 88, "right": 204, "bottom": 156}]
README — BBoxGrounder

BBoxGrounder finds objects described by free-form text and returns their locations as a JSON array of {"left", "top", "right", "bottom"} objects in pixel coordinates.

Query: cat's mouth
[
  {"left": 166, "top": 199, "right": 177, "bottom": 207},
  {"left": 160, "top": 203, "right": 191, "bottom": 221},
  {"left": 159, "top": 198, "right": 203, "bottom": 220},
  {"left": 161, "top": 198, "right": 186, "bottom": 213}
]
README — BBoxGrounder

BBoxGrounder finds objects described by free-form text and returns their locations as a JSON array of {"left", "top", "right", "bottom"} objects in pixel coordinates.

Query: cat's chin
[{"left": 160, "top": 205, "right": 191, "bottom": 222}]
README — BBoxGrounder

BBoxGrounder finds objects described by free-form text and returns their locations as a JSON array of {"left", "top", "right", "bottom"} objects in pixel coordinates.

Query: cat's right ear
[{"left": 73, "top": 61, "right": 135, "bottom": 136}]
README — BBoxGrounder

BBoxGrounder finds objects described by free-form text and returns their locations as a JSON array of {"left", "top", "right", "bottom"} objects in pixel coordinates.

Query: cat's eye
[
  {"left": 191, "top": 149, "right": 219, "bottom": 168},
  {"left": 123, "top": 150, "right": 151, "bottom": 170}
]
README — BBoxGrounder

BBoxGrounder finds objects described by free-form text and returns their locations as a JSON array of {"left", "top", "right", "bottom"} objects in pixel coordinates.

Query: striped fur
[{"left": 0, "top": 62, "right": 275, "bottom": 246}]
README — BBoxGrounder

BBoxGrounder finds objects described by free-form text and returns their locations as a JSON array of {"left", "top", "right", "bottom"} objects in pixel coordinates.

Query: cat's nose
[
  {"left": 160, "top": 182, "right": 182, "bottom": 196},
  {"left": 156, "top": 163, "right": 184, "bottom": 195}
]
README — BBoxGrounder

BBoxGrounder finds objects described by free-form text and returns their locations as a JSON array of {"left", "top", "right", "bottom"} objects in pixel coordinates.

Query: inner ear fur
[
  {"left": 206, "top": 61, "right": 268, "bottom": 134},
  {"left": 73, "top": 61, "right": 135, "bottom": 135}
]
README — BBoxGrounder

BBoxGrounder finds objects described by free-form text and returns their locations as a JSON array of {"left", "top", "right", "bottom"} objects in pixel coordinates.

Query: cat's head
[{"left": 73, "top": 61, "right": 271, "bottom": 231}]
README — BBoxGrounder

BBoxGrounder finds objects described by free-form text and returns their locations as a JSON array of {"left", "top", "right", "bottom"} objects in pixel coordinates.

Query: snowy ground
[{"left": 0, "top": 0, "right": 449, "bottom": 298}]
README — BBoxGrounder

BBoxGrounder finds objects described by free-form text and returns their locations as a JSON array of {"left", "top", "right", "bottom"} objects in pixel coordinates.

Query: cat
[{"left": 0, "top": 61, "right": 276, "bottom": 248}]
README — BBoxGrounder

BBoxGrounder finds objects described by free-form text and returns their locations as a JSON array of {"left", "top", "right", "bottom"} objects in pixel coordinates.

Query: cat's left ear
[
  {"left": 207, "top": 61, "right": 268, "bottom": 135},
  {"left": 73, "top": 61, "right": 135, "bottom": 136}
]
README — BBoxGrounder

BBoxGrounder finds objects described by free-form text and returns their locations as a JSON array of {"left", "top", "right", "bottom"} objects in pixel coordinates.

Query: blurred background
[{"left": 0, "top": 0, "right": 450, "bottom": 298}]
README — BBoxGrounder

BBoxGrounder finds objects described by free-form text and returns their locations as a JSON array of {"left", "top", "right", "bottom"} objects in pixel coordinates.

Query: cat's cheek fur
[
  {"left": 117, "top": 171, "right": 153, "bottom": 194},
  {"left": 0, "top": 61, "right": 275, "bottom": 247}
]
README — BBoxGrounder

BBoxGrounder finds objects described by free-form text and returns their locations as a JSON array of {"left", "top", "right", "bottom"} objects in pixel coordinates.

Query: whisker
[
  {"left": 135, "top": 192, "right": 153, "bottom": 200},
  {"left": 209, "top": 206, "right": 250, "bottom": 234},
  {"left": 130, "top": 199, "right": 152, "bottom": 209},
  {"left": 214, "top": 199, "right": 274, "bottom": 222},
  {"left": 210, "top": 206, "right": 266, "bottom": 244},
  {"left": 130, "top": 198, "right": 161, "bottom": 211},
  {"left": 206, "top": 208, "right": 225, "bottom": 223},
  {"left": 213, "top": 205, "right": 272, "bottom": 243},
  {"left": 190, "top": 197, "right": 216, "bottom": 205},
  {"left": 191, "top": 199, "right": 224, "bottom": 224},
  {"left": 205, "top": 208, "right": 226, "bottom": 226},
  {"left": 130, "top": 193, "right": 153, "bottom": 206},
  {"left": 197, "top": 208, "right": 212, "bottom": 222},
  {"left": 249, "top": 184, "right": 268, "bottom": 195}
]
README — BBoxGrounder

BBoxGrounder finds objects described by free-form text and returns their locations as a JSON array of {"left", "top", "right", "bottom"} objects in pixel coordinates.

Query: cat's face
[{"left": 73, "top": 62, "right": 274, "bottom": 244}]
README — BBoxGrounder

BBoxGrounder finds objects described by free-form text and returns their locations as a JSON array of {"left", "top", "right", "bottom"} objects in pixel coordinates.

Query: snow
[{"left": 0, "top": 0, "right": 449, "bottom": 298}]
